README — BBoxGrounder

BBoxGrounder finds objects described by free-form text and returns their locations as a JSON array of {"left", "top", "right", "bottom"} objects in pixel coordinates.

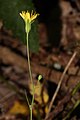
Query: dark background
[
  {"left": 33, "top": 0, "right": 61, "bottom": 47},
  {"left": 32, "top": 0, "right": 79, "bottom": 48}
]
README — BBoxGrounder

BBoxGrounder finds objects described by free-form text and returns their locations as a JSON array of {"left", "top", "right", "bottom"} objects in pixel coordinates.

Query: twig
[
  {"left": 45, "top": 92, "right": 71, "bottom": 120},
  {"left": 45, "top": 51, "right": 77, "bottom": 120}
]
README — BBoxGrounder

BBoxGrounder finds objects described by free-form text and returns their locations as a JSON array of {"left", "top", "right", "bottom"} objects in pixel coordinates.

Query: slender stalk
[
  {"left": 26, "top": 32, "right": 35, "bottom": 120},
  {"left": 26, "top": 33, "right": 33, "bottom": 91},
  {"left": 25, "top": 91, "right": 30, "bottom": 107},
  {"left": 30, "top": 105, "right": 32, "bottom": 120},
  {"left": 45, "top": 51, "right": 77, "bottom": 120}
]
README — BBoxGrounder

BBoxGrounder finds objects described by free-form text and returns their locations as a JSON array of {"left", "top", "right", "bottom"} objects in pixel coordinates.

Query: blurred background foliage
[{"left": 0, "top": 0, "right": 39, "bottom": 52}]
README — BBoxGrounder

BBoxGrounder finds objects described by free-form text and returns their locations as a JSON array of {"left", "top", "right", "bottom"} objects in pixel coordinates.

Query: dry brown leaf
[
  {"left": 29, "top": 81, "right": 49, "bottom": 105},
  {"left": 8, "top": 101, "right": 29, "bottom": 115}
]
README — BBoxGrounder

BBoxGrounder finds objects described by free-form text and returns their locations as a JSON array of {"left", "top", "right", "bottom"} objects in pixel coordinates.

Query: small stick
[{"left": 45, "top": 51, "right": 77, "bottom": 120}]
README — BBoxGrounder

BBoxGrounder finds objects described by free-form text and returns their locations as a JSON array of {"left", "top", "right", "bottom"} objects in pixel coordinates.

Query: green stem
[
  {"left": 27, "top": 33, "right": 33, "bottom": 90},
  {"left": 30, "top": 105, "right": 32, "bottom": 120},
  {"left": 26, "top": 32, "right": 35, "bottom": 120},
  {"left": 25, "top": 90, "right": 30, "bottom": 107}
]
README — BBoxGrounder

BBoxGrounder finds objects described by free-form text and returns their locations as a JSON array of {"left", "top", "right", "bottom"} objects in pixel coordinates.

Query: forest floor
[{"left": 0, "top": 23, "right": 80, "bottom": 120}]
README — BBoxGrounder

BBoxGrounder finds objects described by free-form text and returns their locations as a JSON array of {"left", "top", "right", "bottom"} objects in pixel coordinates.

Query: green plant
[{"left": 20, "top": 10, "right": 39, "bottom": 120}]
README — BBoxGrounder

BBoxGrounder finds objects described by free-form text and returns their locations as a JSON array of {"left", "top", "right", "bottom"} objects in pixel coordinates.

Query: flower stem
[
  {"left": 27, "top": 33, "right": 33, "bottom": 90},
  {"left": 26, "top": 32, "right": 34, "bottom": 120},
  {"left": 30, "top": 105, "right": 32, "bottom": 120}
]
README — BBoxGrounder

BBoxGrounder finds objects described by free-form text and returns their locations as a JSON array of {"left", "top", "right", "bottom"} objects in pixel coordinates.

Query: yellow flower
[{"left": 20, "top": 10, "right": 39, "bottom": 33}]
